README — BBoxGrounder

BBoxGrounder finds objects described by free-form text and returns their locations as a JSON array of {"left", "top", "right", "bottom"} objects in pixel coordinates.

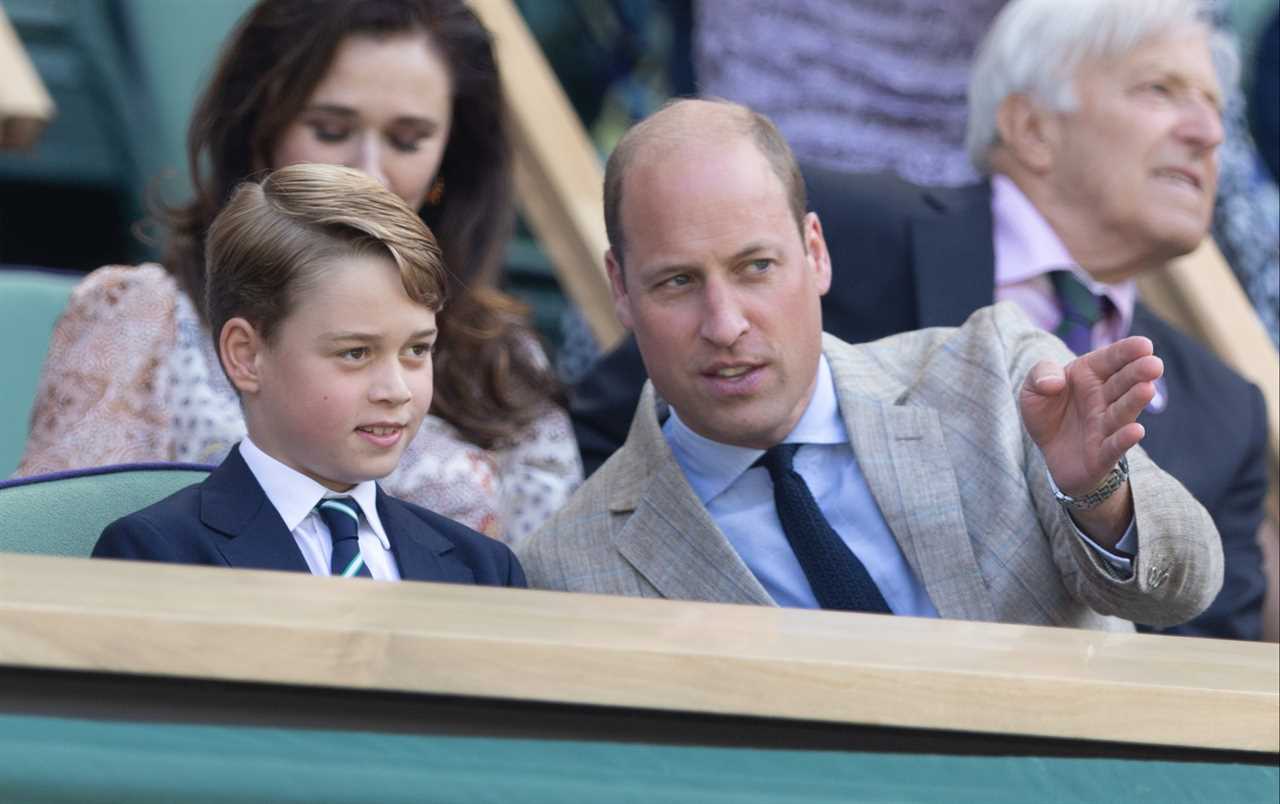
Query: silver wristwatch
[{"left": 1047, "top": 456, "right": 1130, "bottom": 511}]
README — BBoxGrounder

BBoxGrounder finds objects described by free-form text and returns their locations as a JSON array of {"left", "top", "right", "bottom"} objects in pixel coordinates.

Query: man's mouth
[{"left": 1153, "top": 167, "right": 1202, "bottom": 190}]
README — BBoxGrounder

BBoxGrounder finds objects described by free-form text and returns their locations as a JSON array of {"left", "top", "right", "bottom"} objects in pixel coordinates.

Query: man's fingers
[
  {"left": 1103, "top": 381, "right": 1157, "bottom": 433},
  {"left": 1023, "top": 360, "right": 1067, "bottom": 396},
  {"left": 1101, "top": 422, "right": 1145, "bottom": 467},
  {"left": 1101, "top": 354, "right": 1163, "bottom": 404},
  {"left": 1082, "top": 335, "right": 1155, "bottom": 380}
]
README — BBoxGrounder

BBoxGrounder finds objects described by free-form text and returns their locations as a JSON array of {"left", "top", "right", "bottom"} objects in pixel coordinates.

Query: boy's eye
[
  {"left": 340, "top": 347, "right": 369, "bottom": 360},
  {"left": 407, "top": 342, "right": 434, "bottom": 358}
]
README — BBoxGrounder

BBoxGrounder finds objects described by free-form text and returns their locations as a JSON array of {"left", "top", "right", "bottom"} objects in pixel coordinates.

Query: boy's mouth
[{"left": 355, "top": 423, "right": 406, "bottom": 448}]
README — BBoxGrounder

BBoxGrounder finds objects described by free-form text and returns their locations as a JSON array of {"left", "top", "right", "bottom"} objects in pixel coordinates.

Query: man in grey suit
[{"left": 520, "top": 98, "right": 1222, "bottom": 631}]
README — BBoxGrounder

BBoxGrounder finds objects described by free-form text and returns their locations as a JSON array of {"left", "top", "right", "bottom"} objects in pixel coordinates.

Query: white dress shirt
[
  {"left": 238, "top": 436, "right": 401, "bottom": 581},
  {"left": 663, "top": 356, "right": 1135, "bottom": 612}
]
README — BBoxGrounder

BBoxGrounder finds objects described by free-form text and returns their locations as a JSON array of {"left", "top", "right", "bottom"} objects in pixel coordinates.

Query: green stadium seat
[{"left": 0, "top": 463, "right": 211, "bottom": 556}]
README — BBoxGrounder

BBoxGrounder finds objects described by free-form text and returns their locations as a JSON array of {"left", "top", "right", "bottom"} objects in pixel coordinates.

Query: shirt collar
[
  {"left": 238, "top": 436, "right": 390, "bottom": 549},
  {"left": 664, "top": 355, "right": 847, "bottom": 505},
  {"left": 991, "top": 173, "right": 1136, "bottom": 334}
]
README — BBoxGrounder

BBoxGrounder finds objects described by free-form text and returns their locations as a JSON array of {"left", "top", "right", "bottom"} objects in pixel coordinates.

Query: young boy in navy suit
[{"left": 94, "top": 163, "right": 525, "bottom": 587}]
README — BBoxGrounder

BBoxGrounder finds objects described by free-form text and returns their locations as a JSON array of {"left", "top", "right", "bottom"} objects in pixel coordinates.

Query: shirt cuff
[{"left": 1071, "top": 517, "right": 1137, "bottom": 577}]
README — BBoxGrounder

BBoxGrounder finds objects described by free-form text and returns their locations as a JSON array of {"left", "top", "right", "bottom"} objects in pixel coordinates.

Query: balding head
[{"left": 603, "top": 99, "right": 807, "bottom": 274}]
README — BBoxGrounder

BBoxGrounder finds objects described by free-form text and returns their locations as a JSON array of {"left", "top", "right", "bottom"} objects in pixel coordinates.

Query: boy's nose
[{"left": 370, "top": 363, "right": 413, "bottom": 405}]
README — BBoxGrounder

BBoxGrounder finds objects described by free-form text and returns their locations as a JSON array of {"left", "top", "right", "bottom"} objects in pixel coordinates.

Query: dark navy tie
[
  {"left": 757, "top": 444, "right": 891, "bottom": 613},
  {"left": 1050, "top": 270, "right": 1105, "bottom": 355},
  {"left": 315, "top": 497, "right": 372, "bottom": 578}
]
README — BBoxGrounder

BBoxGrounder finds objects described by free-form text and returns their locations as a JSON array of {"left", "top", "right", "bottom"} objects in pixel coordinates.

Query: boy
[{"left": 94, "top": 164, "right": 525, "bottom": 587}]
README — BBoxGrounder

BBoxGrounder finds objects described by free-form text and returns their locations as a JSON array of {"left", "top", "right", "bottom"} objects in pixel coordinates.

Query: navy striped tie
[
  {"left": 315, "top": 497, "right": 372, "bottom": 578},
  {"left": 757, "top": 444, "right": 891, "bottom": 613}
]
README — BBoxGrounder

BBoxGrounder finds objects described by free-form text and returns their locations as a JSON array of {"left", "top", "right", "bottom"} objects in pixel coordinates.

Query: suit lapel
[
  {"left": 910, "top": 183, "right": 997, "bottom": 328},
  {"left": 825, "top": 338, "right": 996, "bottom": 622},
  {"left": 200, "top": 446, "right": 310, "bottom": 572},
  {"left": 609, "top": 386, "right": 774, "bottom": 605},
  {"left": 377, "top": 490, "right": 476, "bottom": 585}
]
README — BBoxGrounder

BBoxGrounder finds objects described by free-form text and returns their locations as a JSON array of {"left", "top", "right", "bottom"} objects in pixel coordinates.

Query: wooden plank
[
  {"left": 0, "top": 553, "right": 1275, "bottom": 754},
  {"left": 466, "top": 0, "right": 623, "bottom": 351},
  {"left": 0, "top": 4, "right": 55, "bottom": 150}
]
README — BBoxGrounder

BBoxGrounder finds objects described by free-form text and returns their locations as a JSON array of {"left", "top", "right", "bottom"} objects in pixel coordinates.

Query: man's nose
[
  {"left": 1179, "top": 96, "right": 1225, "bottom": 151},
  {"left": 698, "top": 281, "right": 749, "bottom": 347}
]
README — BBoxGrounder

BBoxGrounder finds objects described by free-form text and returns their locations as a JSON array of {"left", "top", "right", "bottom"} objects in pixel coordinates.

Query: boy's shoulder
[{"left": 377, "top": 489, "right": 525, "bottom": 588}]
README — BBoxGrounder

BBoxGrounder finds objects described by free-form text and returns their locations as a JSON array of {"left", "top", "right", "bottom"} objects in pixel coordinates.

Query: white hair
[{"left": 965, "top": 0, "right": 1238, "bottom": 174}]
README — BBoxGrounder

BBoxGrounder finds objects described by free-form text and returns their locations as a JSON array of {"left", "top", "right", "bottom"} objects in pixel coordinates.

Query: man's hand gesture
[{"left": 1019, "top": 336, "right": 1162, "bottom": 544}]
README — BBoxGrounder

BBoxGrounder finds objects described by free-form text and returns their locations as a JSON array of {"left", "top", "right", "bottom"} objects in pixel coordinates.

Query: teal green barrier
[{"left": 0, "top": 714, "right": 1274, "bottom": 804}]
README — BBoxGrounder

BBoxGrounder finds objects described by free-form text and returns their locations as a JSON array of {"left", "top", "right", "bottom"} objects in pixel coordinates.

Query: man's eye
[
  {"left": 748, "top": 258, "right": 772, "bottom": 273},
  {"left": 340, "top": 347, "right": 369, "bottom": 360},
  {"left": 661, "top": 274, "right": 691, "bottom": 289},
  {"left": 407, "top": 342, "right": 434, "bottom": 358}
]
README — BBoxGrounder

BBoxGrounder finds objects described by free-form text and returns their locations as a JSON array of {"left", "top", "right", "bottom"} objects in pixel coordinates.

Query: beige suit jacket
[{"left": 522, "top": 304, "right": 1223, "bottom": 630}]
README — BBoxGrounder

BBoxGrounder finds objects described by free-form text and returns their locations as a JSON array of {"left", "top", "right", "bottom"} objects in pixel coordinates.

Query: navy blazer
[
  {"left": 93, "top": 445, "right": 527, "bottom": 588},
  {"left": 570, "top": 168, "right": 1267, "bottom": 640}
]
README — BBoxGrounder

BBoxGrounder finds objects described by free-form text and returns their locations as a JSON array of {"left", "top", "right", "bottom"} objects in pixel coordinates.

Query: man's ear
[
  {"left": 604, "top": 249, "right": 634, "bottom": 331},
  {"left": 994, "top": 93, "right": 1057, "bottom": 174},
  {"left": 802, "top": 212, "right": 833, "bottom": 296},
  {"left": 218, "top": 317, "right": 265, "bottom": 395}
]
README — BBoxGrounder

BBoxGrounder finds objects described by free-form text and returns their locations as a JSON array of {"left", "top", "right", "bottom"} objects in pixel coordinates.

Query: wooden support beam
[
  {"left": 1, "top": 553, "right": 1275, "bottom": 754},
  {"left": 466, "top": 0, "right": 624, "bottom": 351},
  {"left": 0, "top": 5, "right": 55, "bottom": 150}
]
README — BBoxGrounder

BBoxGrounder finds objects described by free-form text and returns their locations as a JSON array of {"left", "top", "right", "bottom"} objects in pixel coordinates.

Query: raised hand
[{"left": 1019, "top": 336, "right": 1162, "bottom": 543}]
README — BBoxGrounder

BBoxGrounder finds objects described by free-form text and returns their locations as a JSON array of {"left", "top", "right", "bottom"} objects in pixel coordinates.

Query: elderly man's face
[
  {"left": 606, "top": 137, "right": 831, "bottom": 449},
  {"left": 1046, "top": 27, "right": 1223, "bottom": 271}
]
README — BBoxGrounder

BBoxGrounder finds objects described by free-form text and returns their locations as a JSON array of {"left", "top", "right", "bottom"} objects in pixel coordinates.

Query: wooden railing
[{"left": 1, "top": 553, "right": 1275, "bottom": 755}]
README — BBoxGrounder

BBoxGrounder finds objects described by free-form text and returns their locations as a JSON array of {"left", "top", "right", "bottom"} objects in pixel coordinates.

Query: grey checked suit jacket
[{"left": 522, "top": 304, "right": 1222, "bottom": 631}]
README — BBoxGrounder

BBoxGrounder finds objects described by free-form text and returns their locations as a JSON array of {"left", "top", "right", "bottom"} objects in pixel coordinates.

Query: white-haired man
[{"left": 569, "top": 0, "right": 1267, "bottom": 640}]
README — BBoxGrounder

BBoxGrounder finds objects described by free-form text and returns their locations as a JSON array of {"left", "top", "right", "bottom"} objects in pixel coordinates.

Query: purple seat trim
[{"left": 0, "top": 462, "right": 216, "bottom": 491}]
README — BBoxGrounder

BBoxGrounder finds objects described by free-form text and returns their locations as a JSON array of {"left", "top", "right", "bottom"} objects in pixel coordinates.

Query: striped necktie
[
  {"left": 315, "top": 497, "right": 372, "bottom": 578},
  {"left": 756, "top": 444, "right": 892, "bottom": 613},
  {"left": 1050, "top": 270, "right": 1105, "bottom": 355}
]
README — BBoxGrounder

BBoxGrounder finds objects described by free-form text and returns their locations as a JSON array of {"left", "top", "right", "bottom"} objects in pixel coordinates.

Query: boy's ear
[{"left": 219, "top": 317, "right": 265, "bottom": 395}]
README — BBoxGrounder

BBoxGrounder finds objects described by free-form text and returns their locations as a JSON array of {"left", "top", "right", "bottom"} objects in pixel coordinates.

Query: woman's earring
[{"left": 427, "top": 177, "right": 445, "bottom": 205}]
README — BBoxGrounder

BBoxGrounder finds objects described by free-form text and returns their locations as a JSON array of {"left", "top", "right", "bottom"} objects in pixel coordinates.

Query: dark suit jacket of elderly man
[
  {"left": 528, "top": 304, "right": 1223, "bottom": 632},
  {"left": 569, "top": 167, "right": 1268, "bottom": 640}
]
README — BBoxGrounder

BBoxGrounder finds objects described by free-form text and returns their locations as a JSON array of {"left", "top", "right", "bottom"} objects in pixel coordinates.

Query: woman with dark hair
[{"left": 17, "top": 0, "right": 580, "bottom": 546}]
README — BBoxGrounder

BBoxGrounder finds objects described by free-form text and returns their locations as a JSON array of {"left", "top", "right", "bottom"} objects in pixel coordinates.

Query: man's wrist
[{"left": 1047, "top": 456, "right": 1130, "bottom": 511}]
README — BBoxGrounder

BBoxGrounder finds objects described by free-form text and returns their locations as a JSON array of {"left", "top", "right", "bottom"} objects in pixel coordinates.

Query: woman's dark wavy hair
[{"left": 165, "top": 0, "right": 559, "bottom": 448}]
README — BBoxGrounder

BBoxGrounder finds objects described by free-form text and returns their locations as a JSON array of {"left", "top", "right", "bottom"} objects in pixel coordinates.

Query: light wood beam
[
  {"left": 466, "top": 0, "right": 624, "bottom": 351},
  {"left": 0, "top": 5, "right": 54, "bottom": 150},
  {"left": 1, "top": 553, "right": 1275, "bottom": 754}
]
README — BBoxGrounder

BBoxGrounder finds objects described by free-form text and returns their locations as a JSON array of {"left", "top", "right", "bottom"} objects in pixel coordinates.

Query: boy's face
[{"left": 243, "top": 253, "right": 437, "bottom": 491}]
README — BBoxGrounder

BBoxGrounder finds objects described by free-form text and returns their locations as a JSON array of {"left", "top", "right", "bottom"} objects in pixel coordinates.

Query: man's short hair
[
  {"left": 965, "top": 0, "right": 1236, "bottom": 173},
  {"left": 603, "top": 98, "right": 808, "bottom": 271},
  {"left": 205, "top": 163, "right": 448, "bottom": 362}
]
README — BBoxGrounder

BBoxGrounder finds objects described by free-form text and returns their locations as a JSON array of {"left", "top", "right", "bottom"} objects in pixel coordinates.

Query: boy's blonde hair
[{"left": 205, "top": 163, "right": 447, "bottom": 360}]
